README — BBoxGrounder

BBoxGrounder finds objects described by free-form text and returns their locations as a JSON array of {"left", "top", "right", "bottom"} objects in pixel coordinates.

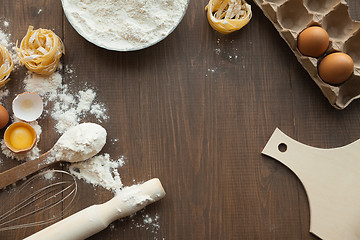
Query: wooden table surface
[{"left": 0, "top": 0, "right": 359, "bottom": 239}]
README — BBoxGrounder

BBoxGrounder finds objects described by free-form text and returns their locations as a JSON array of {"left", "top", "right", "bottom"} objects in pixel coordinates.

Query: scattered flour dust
[
  {"left": 136, "top": 213, "right": 160, "bottom": 234},
  {"left": 62, "top": 0, "right": 188, "bottom": 50},
  {"left": 0, "top": 88, "right": 9, "bottom": 103},
  {"left": 0, "top": 20, "right": 19, "bottom": 66},
  {"left": 24, "top": 69, "right": 108, "bottom": 134},
  {"left": 43, "top": 170, "right": 56, "bottom": 181},
  {"left": 69, "top": 153, "right": 125, "bottom": 193},
  {"left": 0, "top": 18, "right": 162, "bottom": 237},
  {"left": 125, "top": 210, "right": 162, "bottom": 239}
]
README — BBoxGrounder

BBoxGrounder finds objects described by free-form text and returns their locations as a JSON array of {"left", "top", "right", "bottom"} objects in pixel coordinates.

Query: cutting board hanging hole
[{"left": 278, "top": 143, "right": 287, "bottom": 152}]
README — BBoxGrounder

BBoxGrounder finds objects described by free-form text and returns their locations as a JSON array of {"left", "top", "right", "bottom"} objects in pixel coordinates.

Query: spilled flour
[
  {"left": 0, "top": 19, "right": 162, "bottom": 237},
  {"left": 0, "top": 23, "right": 19, "bottom": 66},
  {"left": 121, "top": 210, "right": 162, "bottom": 239},
  {"left": 69, "top": 153, "right": 125, "bottom": 193},
  {"left": 0, "top": 19, "right": 126, "bottom": 195},
  {"left": 24, "top": 70, "right": 108, "bottom": 134},
  {"left": 133, "top": 212, "right": 161, "bottom": 234}
]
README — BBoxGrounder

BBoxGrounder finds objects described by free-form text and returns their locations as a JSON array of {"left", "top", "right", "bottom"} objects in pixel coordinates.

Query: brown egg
[
  {"left": 0, "top": 104, "right": 9, "bottom": 129},
  {"left": 318, "top": 52, "right": 354, "bottom": 85},
  {"left": 298, "top": 26, "right": 329, "bottom": 58}
]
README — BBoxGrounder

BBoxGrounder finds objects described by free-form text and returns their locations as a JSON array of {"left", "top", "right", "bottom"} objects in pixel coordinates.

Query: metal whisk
[{"left": 0, "top": 170, "right": 77, "bottom": 232}]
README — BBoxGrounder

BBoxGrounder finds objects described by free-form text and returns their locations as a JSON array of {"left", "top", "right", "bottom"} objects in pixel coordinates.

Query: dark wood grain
[{"left": 0, "top": 0, "right": 359, "bottom": 239}]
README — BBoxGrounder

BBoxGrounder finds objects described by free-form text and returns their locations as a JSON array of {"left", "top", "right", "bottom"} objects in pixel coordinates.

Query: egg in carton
[{"left": 252, "top": 0, "right": 360, "bottom": 109}]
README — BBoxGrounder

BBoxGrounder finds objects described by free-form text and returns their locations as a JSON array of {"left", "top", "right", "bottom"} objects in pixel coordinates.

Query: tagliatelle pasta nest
[
  {"left": 16, "top": 26, "right": 64, "bottom": 75},
  {"left": 0, "top": 44, "right": 14, "bottom": 88},
  {"left": 205, "top": 0, "right": 252, "bottom": 34}
]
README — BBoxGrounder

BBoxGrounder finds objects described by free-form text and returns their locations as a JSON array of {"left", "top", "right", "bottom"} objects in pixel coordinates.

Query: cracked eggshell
[{"left": 12, "top": 92, "right": 43, "bottom": 122}]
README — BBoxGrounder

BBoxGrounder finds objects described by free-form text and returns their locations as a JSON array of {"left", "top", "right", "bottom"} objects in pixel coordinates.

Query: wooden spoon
[{"left": 0, "top": 123, "right": 107, "bottom": 189}]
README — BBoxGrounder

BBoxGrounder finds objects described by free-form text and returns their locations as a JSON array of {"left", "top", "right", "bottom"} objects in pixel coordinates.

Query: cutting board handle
[
  {"left": 261, "top": 128, "right": 314, "bottom": 170},
  {"left": 262, "top": 128, "right": 360, "bottom": 240}
]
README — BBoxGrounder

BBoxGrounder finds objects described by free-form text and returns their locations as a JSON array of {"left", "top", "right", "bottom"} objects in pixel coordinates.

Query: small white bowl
[{"left": 61, "top": 0, "right": 190, "bottom": 51}]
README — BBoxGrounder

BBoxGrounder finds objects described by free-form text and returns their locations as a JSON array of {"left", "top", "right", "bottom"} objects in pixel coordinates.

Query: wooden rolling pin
[{"left": 24, "top": 178, "right": 166, "bottom": 240}]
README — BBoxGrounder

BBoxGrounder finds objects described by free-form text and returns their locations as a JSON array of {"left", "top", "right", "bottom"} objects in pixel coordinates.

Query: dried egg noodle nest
[
  {"left": 61, "top": 0, "right": 189, "bottom": 51},
  {"left": 205, "top": 0, "right": 252, "bottom": 34},
  {"left": 0, "top": 44, "right": 14, "bottom": 88},
  {"left": 16, "top": 26, "right": 64, "bottom": 75}
]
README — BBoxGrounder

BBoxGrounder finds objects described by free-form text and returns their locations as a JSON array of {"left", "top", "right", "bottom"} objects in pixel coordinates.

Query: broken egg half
[
  {"left": 4, "top": 122, "right": 37, "bottom": 153},
  {"left": 12, "top": 92, "right": 43, "bottom": 122}
]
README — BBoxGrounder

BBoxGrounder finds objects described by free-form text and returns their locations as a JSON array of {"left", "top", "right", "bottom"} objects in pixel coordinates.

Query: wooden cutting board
[{"left": 262, "top": 128, "right": 360, "bottom": 240}]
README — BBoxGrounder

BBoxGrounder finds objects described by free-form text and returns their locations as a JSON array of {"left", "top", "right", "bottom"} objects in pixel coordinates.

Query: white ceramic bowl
[{"left": 61, "top": 0, "right": 190, "bottom": 51}]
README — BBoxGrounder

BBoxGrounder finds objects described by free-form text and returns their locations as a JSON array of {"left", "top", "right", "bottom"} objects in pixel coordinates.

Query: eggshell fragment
[
  {"left": 0, "top": 104, "right": 9, "bottom": 129},
  {"left": 12, "top": 92, "right": 43, "bottom": 122},
  {"left": 318, "top": 52, "right": 354, "bottom": 85},
  {"left": 4, "top": 122, "right": 37, "bottom": 153},
  {"left": 297, "top": 26, "right": 329, "bottom": 58}
]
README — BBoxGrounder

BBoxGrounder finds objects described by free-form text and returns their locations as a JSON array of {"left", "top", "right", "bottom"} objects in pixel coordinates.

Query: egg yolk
[{"left": 9, "top": 127, "right": 34, "bottom": 149}]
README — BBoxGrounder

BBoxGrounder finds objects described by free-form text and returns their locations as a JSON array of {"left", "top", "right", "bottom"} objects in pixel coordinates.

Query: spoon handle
[{"left": 0, "top": 153, "right": 51, "bottom": 189}]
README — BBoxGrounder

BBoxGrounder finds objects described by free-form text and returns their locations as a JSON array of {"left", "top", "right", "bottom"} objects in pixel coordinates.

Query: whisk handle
[{"left": 0, "top": 153, "right": 52, "bottom": 189}]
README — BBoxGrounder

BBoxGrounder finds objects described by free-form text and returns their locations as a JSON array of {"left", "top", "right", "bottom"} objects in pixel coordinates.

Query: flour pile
[
  {"left": 69, "top": 153, "right": 125, "bottom": 193},
  {"left": 62, "top": 0, "right": 188, "bottom": 50},
  {"left": 48, "top": 123, "right": 107, "bottom": 164},
  {"left": 0, "top": 20, "right": 124, "bottom": 195}
]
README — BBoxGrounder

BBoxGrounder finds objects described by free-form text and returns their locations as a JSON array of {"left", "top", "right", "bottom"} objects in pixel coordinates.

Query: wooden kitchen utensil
[
  {"left": 24, "top": 178, "right": 166, "bottom": 240},
  {"left": 0, "top": 123, "right": 106, "bottom": 189},
  {"left": 262, "top": 128, "right": 360, "bottom": 240}
]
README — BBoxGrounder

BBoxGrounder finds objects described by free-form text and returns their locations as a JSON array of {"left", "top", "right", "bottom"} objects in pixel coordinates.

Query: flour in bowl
[{"left": 61, "top": 0, "right": 188, "bottom": 50}]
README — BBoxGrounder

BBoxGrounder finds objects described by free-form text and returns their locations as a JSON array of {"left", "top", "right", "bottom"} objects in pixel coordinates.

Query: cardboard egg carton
[{"left": 252, "top": 0, "right": 360, "bottom": 109}]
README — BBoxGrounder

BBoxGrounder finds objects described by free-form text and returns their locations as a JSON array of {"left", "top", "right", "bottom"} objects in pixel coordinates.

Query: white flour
[
  {"left": 62, "top": 0, "right": 188, "bottom": 50},
  {"left": 24, "top": 72, "right": 62, "bottom": 101},
  {"left": 1, "top": 18, "right": 137, "bottom": 207},
  {"left": 0, "top": 28, "right": 11, "bottom": 49},
  {"left": 0, "top": 88, "right": 9, "bottom": 102},
  {"left": 69, "top": 153, "right": 125, "bottom": 193},
  {"left": 125, "top": 210, "right": 162, "bottom": 239},
  {"left": 24, "top": 68, "right": 108, "bottom": 134},
  {"left": 0, "top": 22, "right": 19, "bottom": 67},
  {"left": 49, "top": 123, "right": 107, "bottom": 164},
  {"left": 1, "top": 66, "right": 109, "bottom": 162},
  {"left": 133, "top": 212, "right": 160, "bottom": 234}
]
